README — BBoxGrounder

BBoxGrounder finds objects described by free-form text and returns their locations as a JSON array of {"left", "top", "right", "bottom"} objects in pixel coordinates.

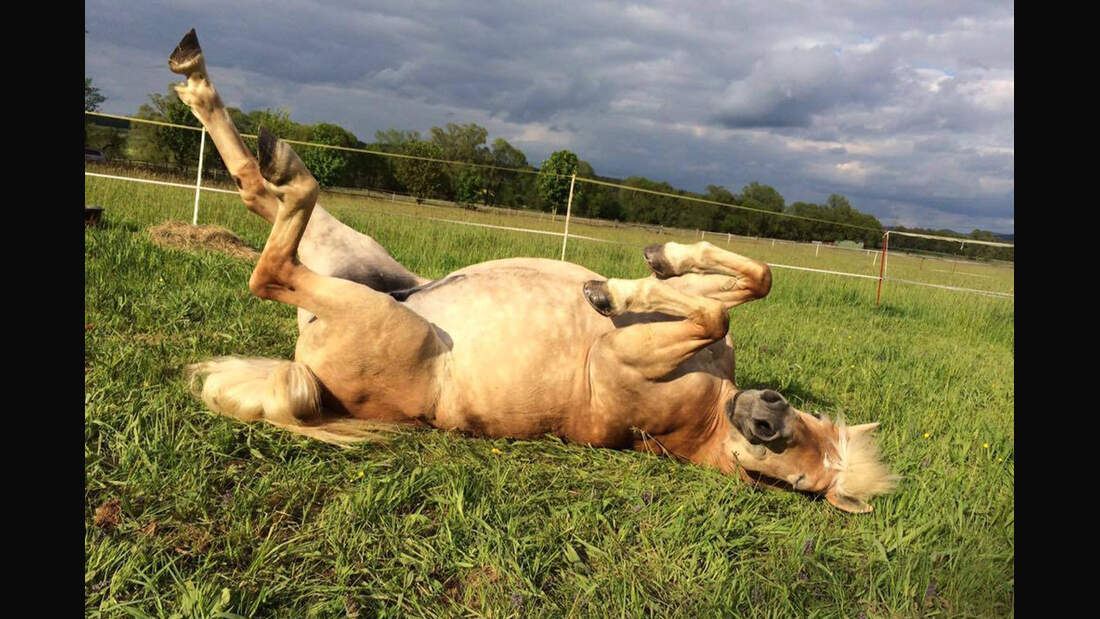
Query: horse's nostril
[
  {"left": 754, "top": 419, "right": 774, "bottom": 437},
  {"left": 761, "top": 390, "right": 782, "bottom": 404}
]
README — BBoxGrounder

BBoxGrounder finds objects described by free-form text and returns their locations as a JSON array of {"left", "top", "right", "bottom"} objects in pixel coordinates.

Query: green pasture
[{"left": 85, "top": 175, "right": 1014, "bottom": 617}]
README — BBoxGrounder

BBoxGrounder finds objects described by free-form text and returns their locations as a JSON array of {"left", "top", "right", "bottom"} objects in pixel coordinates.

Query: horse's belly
[{"left": 403, "top": 260, "right": 611, "bottom": 438}]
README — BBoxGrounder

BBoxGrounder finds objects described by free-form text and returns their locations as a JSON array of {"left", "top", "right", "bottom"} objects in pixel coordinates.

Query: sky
[{"left": 85, "top": 1, "right": 1014, "bottom": 233}]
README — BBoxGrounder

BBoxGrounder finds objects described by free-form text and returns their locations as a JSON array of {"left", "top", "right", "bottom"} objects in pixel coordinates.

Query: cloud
[{"left": 84, "top": 0, "right": 1013, "bottom": 232}]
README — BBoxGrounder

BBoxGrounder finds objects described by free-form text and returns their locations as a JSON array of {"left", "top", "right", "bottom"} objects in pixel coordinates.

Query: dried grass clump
[{"left": 147, "top": 220, "right": 260, "bottom": 261}]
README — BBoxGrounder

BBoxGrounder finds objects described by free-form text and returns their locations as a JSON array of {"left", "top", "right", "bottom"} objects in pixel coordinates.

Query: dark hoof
[
  {"left": 583, "top": 280, "right": 615, "bottom": 316},
  {"left": 257, "top": 126, "right": 279, "bottom": 177},
  {"left": 168, "top": 29, "right": 203, "bottom": 75},
  {"left": 644, "top": 244, "right": 676, "bottom": 278},
  {"left": 257, "top": 127, "right": 293, "bottom": 185}
]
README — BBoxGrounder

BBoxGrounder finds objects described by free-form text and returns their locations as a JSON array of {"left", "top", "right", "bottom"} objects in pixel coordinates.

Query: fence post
[
  {"left": 560, "top": 173, "right": 577, "bottom": 261},
  {"left": 876, "top": 231, "right": 889, "bottom": 306},
  {"left": 191, "top": 127, "right": 206, "bottom": 225}
]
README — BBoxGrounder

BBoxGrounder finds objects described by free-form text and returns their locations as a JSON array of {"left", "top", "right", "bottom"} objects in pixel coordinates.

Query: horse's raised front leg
[
  {"left": 583, "top": 277, "right": 729, "bottom": 380},
  {"left": 643, "top": 241, "right": 772, "bottom": 310},
  {"left": 168, "top": 30, "right": 427, "bottom": 295}
]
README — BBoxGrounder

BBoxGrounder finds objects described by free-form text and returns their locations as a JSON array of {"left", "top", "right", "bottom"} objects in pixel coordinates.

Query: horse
[{"left": 171, "top": 30, "right": 897, "bottom": 513}]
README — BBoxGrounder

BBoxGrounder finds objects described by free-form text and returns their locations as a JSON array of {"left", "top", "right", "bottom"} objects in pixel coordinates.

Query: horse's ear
[
  {"left": 825, "top": 487, "right": 873, "bottom": 513},
  {"left": 848, "top": 422, "right": 879, "bottom": 437}
]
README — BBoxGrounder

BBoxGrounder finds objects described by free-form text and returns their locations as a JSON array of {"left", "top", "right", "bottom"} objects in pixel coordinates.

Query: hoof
[
  {"left": 257, "top": 127, "right": 298, "bottom": 186},
  {"left": 168, "top": 29, "right": 204, "bottom": 75},
  {"left": 257, "top": 127, "right": 280, "bottom": 180},
  {"left": 583, "top": 280, "right": 615, "bottom": 316},
  {"left": 644, "top": 244, "right": 676, "bottom": 278}
]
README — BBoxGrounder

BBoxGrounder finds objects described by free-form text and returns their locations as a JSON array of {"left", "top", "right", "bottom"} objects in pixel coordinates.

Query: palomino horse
[{"left": 172, "top": 30, "right": 897, "bottom": 513}]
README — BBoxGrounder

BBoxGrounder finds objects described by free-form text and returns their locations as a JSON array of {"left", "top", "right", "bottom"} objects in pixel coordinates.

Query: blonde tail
[{"left": 186, "top": 356, "right": 397, "bottom": 446}]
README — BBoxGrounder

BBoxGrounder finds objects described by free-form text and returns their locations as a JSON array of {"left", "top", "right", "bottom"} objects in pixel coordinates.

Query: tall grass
[{"left": 85, "top": 176, "right": 1013, "bottom": 617}]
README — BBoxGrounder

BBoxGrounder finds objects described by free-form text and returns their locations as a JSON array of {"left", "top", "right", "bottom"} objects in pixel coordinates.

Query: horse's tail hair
[{"left": 185, "top": 356, "right": 398, "bottom": 446}]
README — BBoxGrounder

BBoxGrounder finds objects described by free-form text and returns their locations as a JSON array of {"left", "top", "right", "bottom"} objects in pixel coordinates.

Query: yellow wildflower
[
  {"left": 923, "top": 433, "right": 930, "bottom": 439},
  {"left": 491, "top": 448, "right": 503, "bottom": 455}
]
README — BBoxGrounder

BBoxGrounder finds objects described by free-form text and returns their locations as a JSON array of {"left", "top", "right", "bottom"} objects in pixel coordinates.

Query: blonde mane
[{"left": 824, "top": 415, "right": 900, "bottom": 500}]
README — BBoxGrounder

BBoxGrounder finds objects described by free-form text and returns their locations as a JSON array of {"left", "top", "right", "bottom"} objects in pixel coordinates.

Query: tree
[
  {"left": 617, "top": 176, "right": 680, "bottom": 225},
  {"left": 85, "top": 78, "right": 105, "bottom": 112},
  {"left": 455, "top": 168, "right": 486, "bottom": 208},
  {"left": 133, "top": 87, "right": 202, "bottom": 168},
  {"left": 705, "top": 185, "right": 736, "bottom": 204},
  {"left": 491, "top": 138, "right": 529, "bottom": 169},
  {"left": 537, "top": 150, "right": 579, "bottom": 215},
  {"left": 393, "top": 140, "right": 447, "bottom": 201},
  {"left": 736, "top": 182, "right": 785, "bottom": 236},
  {"left": 704, "top": 185, "right": 752, "bottom": 235},
  {"left": 84, "top": 78, "right": 107, "bottom": 146},
  {"left": 482, "top": 138, "right": 531, "bottom": 207},
  {"left": 374, "top": 129, "right": 421, "bottom": 151},
  {"left": 429, "top": 123, "right": 490, "bottom": 164},
  {"left": 740, "top": 182, "right": 785, "bottom": 212},
  {"left": 584, "top": 190, "right": 623, "bottom": 220},
  {"left": 300, "top": 122, "right": 358, "bottom": 187},
  {"left": 243, "top": 108, "right": 303, "bottom": 140}
]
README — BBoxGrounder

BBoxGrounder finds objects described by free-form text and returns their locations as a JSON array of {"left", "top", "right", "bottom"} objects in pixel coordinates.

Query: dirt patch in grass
[
  {"left": 148, "top": 220, "right": 260, "bottom": 261},
  {"left": 93, "top": 499, "right": 121, "bottom": 529},
  {"left": 445, "top": 564, "right": 502, "bottom": 603}
]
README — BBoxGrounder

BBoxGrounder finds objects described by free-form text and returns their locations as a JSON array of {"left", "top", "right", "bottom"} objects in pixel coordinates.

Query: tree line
[
  {"left": 84, "top": 80, "right": 1013, "bottom": 261},
  {"left": 886, "top": 227, "right": 1013, "bottom": 262}
]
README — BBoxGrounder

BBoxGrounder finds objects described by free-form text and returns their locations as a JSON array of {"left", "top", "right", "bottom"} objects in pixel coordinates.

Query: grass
[{"left": 85, "top": 175, "right": 1014, "bottom": 617}]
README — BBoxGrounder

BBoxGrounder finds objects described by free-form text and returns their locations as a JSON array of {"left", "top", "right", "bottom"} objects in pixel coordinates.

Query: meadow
[{"left": 85, "top": 174, "right": 1014, "bottom": 617}]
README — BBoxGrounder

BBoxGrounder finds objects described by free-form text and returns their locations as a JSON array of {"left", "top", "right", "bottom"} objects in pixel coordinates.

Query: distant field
[
  {"left": 85, "top": 162, "right": 1015, "bottom": 297},
  {"left": 85, "top": 174, "right": 1014, "bottom": 617}
]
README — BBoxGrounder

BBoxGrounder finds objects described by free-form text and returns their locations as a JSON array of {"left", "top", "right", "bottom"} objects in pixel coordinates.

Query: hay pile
[{"left": 147, "top": 221, "right": 260, "bottom": 261}]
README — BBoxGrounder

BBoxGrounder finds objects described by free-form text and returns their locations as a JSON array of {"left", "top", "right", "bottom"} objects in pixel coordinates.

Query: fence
[{"left": 85, "top": 111, "right": 1014, "bottom": 302}]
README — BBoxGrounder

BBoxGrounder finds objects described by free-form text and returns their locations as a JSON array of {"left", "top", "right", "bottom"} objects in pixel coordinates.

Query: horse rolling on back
[{"left": 171, "top": 29, "right": 898, "bottom": 513}]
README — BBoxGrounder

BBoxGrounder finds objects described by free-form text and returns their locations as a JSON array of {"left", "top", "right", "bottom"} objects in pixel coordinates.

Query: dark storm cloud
[
  {"left": 711, "top": 45, "right": 897, "bottom": 129},
  {"left": 85, "top": 0, "right": 1013, "bottom": 232}
]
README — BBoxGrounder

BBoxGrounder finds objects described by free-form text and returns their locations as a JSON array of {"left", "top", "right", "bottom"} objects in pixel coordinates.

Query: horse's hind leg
[
  {"left": 188, "top": 129, "right": 446, "bottom": 440},
  {"left": 245, "top": 129, "right": 426, "bottom": 328},
  {"left": 168, "top": 30, "right": 426, "bottom": 293},
  {"left": 642, "top": 241, "right": 772, "bottom": 309}
]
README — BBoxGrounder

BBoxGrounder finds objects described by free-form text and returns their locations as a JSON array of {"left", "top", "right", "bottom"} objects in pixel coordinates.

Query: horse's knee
[{"left": 695, "top": 300, "right": 729, "bottom": 340}]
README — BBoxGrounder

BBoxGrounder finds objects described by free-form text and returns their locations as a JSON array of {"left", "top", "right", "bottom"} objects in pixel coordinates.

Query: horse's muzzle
[{"left": 728, "top": 389, "right": 794, "bottom": 445}]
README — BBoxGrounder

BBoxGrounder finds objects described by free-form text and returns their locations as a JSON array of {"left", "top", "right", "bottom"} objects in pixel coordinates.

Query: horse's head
[{"left": 723, "top": 389, "right": 898, "bottom": 513}]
